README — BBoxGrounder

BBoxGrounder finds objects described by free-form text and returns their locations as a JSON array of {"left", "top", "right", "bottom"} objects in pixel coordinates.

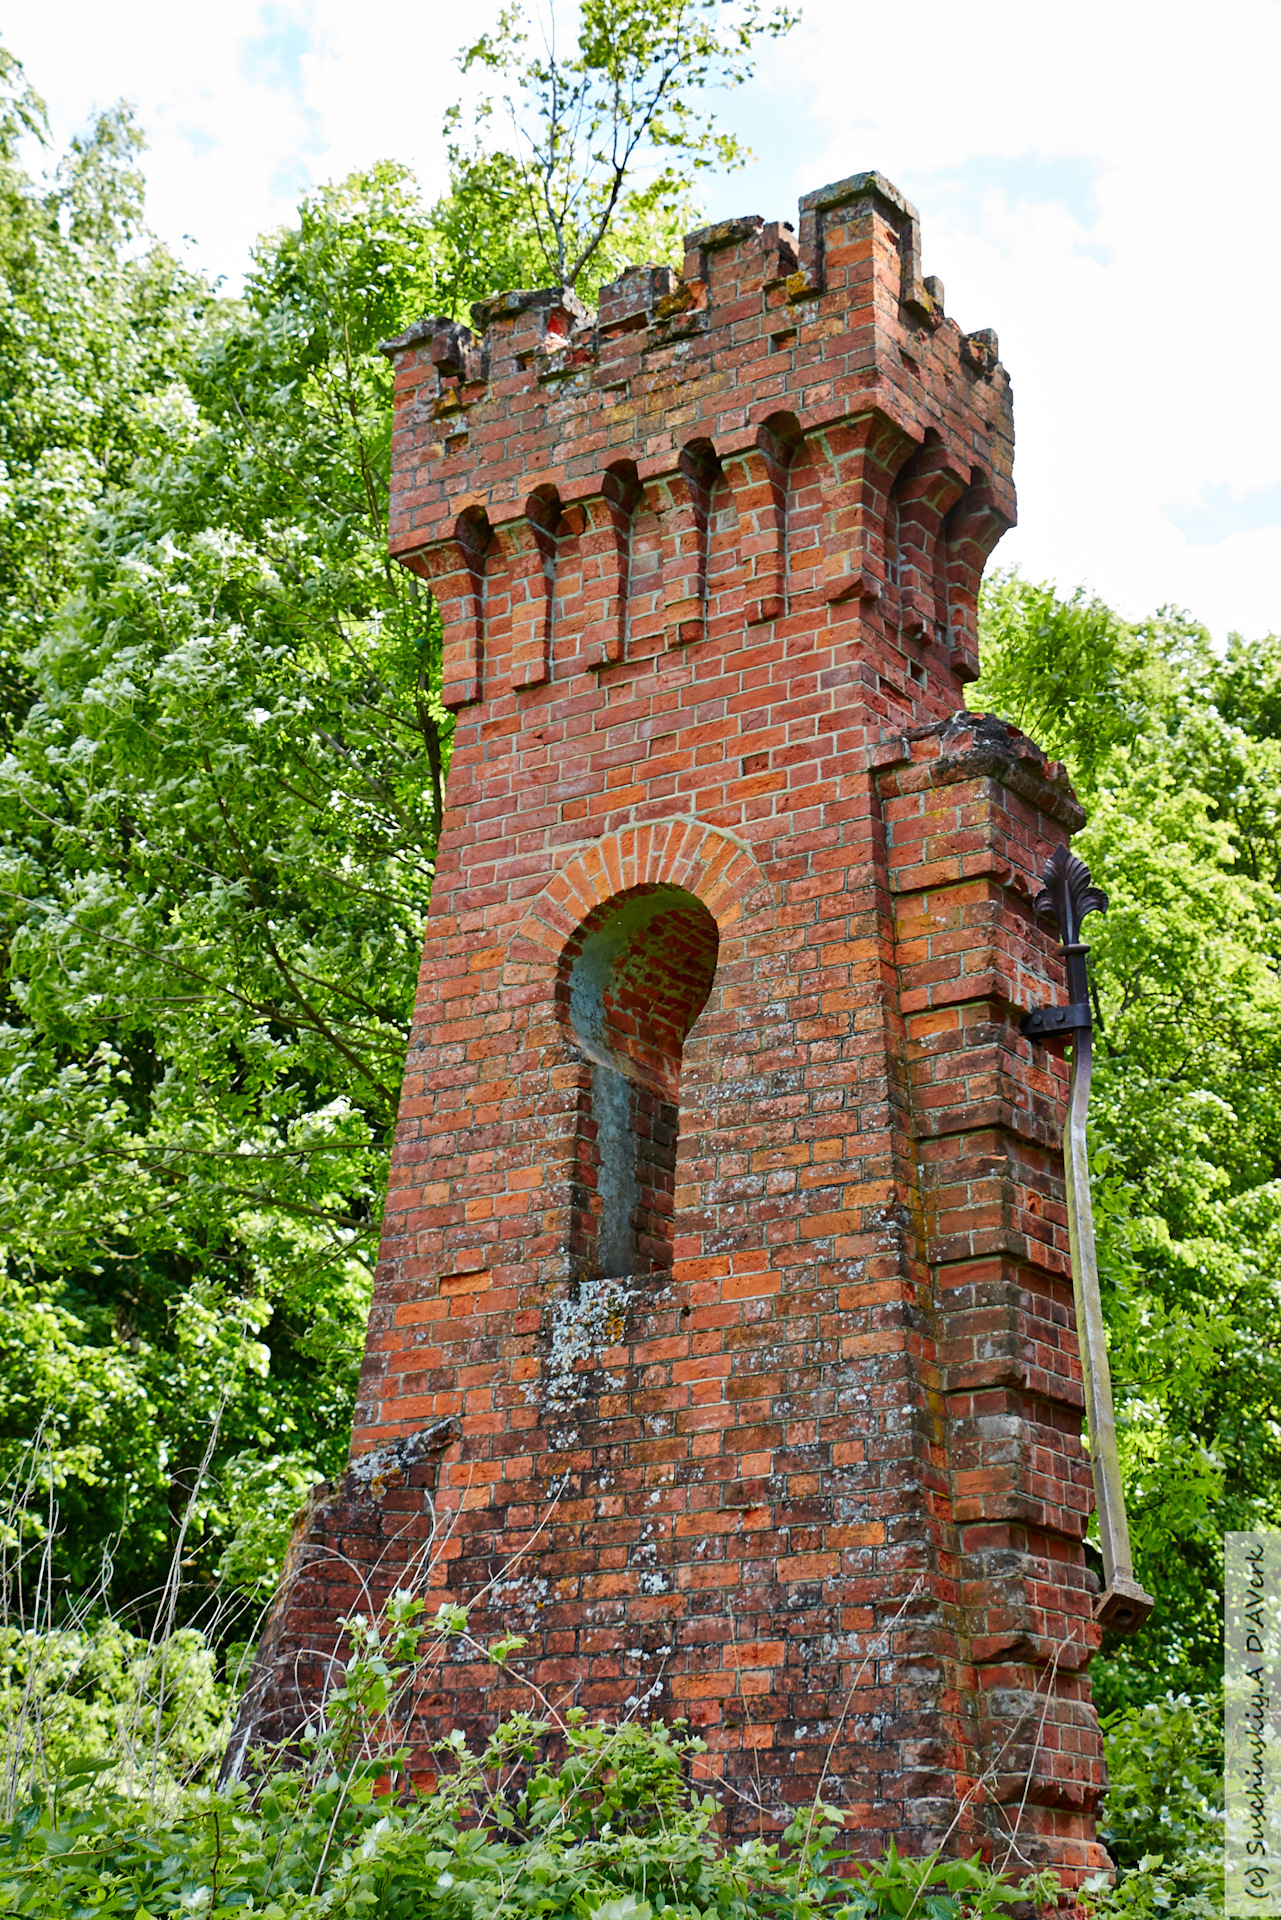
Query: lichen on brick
[{"left": 539, "top": 1275, "right": 638, "bottom": 1416}]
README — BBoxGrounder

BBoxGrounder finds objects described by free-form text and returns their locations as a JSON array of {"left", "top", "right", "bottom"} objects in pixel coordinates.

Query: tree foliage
[
  {"left": 0, "top": 51, "right": 210, "bottom": 747},
  {"left": 975, "top": 574, "right": 1281, "bottom": 1706},
  {"left": 1092, "top": 1690, "right": 1222, "bottom": 1918},
  {"left": 0, "top": 0, "right": 795, "bottom": 1629},
  {"left": 0, "top": 159, "right": 456, "bottom": 1607},
  {"left": 457, "top": 0, "right": 796, "bottom": 289}
]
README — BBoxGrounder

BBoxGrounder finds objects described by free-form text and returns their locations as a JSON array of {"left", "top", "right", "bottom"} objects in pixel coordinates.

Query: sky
[{"left": 5, "top": 0, "right": 1281, "bottom": 643}]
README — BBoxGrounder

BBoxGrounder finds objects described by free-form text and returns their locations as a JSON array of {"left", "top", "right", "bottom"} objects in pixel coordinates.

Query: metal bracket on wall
[
  {"left": 1020, "top": 1000, "right": 1090, "bottom": 1042},
  {"left": 1022, "top": 846, "right": 1155, "bottom": 1636}
]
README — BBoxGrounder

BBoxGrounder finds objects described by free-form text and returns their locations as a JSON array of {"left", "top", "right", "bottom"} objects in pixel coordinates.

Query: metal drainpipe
[{"left": 1021, "top": 845, "right": 1154, "bottom": 1634}]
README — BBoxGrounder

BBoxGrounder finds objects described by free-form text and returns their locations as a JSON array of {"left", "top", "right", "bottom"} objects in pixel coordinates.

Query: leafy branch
[{"left": 457, "top": 0, "right": 797, "bottom": 289}]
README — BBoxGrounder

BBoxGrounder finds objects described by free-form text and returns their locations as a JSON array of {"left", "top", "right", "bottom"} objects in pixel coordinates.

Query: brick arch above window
[{"left": 501, "top": 818, "right": 772, "bottom": 998}]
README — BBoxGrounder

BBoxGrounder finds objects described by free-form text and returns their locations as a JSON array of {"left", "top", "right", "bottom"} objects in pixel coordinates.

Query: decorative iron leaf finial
[
  {"left": 1033, "top": 845, "right": 1108, "bottom": 949},
  {"left": 1020, "top": 846, "right": 1105, "bottom": 1045}
]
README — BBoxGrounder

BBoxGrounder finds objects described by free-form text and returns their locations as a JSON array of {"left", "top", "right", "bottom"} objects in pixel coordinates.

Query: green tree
[
  {"left": 0, "top": 0, "right": 797, "bottom": 1626},
  {"left": 0, "top": 48, "right": 210, "bottom": 746},
  {"left": 456, "top": 0, "right": 797, "bottom": 291},
  {"left": 974, "top": 573, "right": 1281, "bottom": 1707},
  {"left": 0, "top": 162, "right": 447, "bottom": 1605}
]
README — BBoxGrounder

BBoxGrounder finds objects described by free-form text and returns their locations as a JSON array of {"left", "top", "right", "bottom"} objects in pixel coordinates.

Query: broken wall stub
[{"left": 230, "top": 172, "right": 1111, "bottom": 1880}]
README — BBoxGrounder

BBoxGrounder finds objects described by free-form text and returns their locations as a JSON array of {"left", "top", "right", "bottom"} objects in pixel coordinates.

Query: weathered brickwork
[{"left": 231, "top": 172, "right": 1111, "bottom": 1879}]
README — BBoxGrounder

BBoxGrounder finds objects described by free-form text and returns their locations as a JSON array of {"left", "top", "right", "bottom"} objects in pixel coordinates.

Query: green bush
[
  {"left": 0, "top": 1486, "right": 1224, "bottom": 1919},
  {"left": 0, "top": 1594, "right": 1064, "bottom": 1919},
  {"left": 1084, "top": 1692, "right": 1223, "bottom": 1919},
  {"left": 0, "top": 1610, "right": 1232, "bottom": 1919},
  {"left": 0, "top": 1617, "right": 232, "bottom": 1802},
  {"left": 0, "top": 1752, "right": 1065, "bottom": 1920}
]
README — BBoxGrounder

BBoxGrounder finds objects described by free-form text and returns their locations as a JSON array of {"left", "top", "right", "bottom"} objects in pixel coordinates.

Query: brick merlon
[{"left": 378, "top": 172, "right": 1013, "bottom": 560}]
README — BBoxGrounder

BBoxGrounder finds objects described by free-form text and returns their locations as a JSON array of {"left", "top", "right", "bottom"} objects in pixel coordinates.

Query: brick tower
[{"left": 231, "top": 173, "right": 1110, "bottom": 1879}]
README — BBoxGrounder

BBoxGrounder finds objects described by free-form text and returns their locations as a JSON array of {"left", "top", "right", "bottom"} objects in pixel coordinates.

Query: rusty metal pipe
[{"left": 1022, "top": 849, "right": 1153, "bottom": 1634}]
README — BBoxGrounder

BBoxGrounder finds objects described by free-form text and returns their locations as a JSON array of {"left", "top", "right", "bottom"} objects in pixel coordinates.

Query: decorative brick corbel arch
[{"left": 502, "top": 817, "right": 773, "bottom": 1000}]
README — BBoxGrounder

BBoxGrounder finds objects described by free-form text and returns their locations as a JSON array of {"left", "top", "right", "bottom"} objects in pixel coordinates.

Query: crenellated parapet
[{"left": 382, "top": 171, "right": 1014, "bottom": 710}]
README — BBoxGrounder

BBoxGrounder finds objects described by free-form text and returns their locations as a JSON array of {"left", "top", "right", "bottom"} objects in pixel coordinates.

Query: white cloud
[
  {"left": 2, "top": 0, "right": 478, "bottom": 278},
  {"left": 5, "top": 0, "right": 1280, "bottom": 639}
]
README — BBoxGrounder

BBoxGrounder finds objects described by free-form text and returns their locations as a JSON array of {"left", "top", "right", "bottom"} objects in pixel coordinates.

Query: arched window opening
[{"left": 564, "top": 886, "right": 719, "bottom": 1279}]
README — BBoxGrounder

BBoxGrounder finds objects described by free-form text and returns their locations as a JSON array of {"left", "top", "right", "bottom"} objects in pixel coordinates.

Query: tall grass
[
  {"left": 0, "top": 1413, "right": 263, "bottom": 1815},
  {"left": 0, "top": 1419, "right": 1224, "bottom": 1918}
]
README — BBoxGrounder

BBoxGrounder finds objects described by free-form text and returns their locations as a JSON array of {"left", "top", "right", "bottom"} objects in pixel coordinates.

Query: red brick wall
[{"left": 229, "top": 172, "right": 1110, "bottom": 1880}]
